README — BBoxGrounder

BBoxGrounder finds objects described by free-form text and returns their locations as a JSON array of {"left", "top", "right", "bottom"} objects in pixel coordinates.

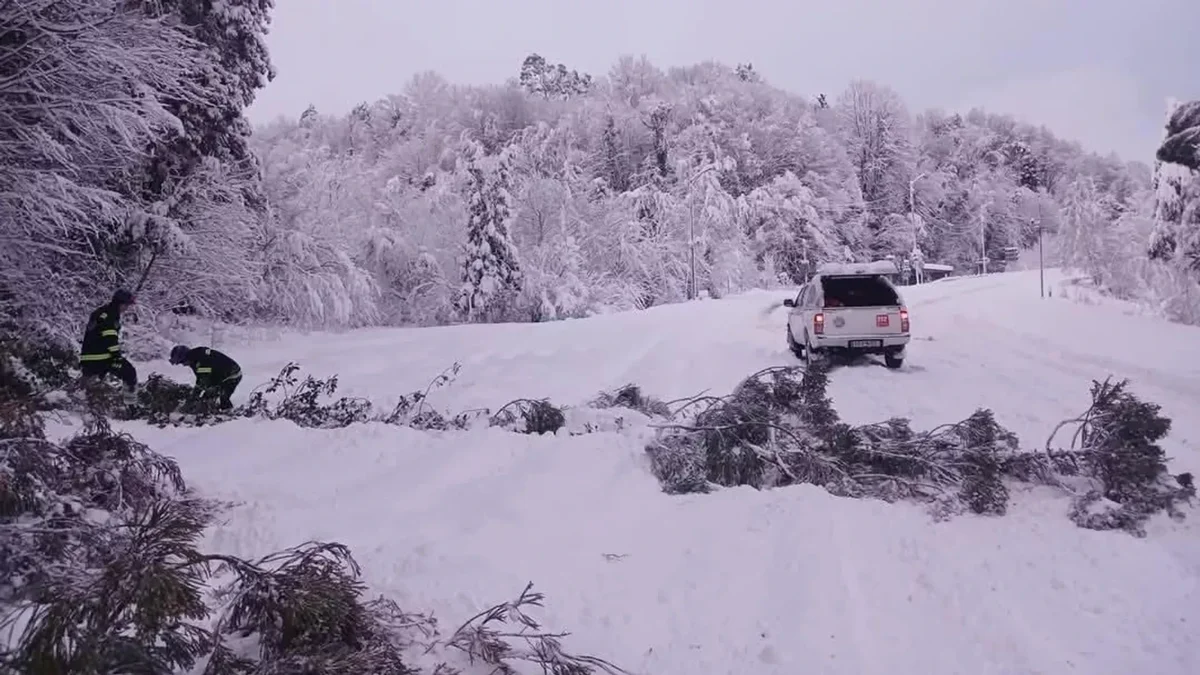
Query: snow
[
  {"left": 817, "top": 260, "right": 899, "bottom": 276},
  {"left": 79, "top": 268, "right": 1200, "bottom": 674}
]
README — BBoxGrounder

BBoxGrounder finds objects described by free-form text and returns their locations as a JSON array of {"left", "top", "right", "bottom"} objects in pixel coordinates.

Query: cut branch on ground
[{"left": 645, "top": 362, "right": 1195, "bottom": 534}]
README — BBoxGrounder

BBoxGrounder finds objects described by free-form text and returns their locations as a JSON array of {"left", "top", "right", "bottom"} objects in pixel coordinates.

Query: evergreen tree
[
  {"left": 1149, "top": 99, "right": 1200, "bottom": 267},
  {"left": 122, "top": 0, "right": 275, "bottom": 311},
  {"left": 518, "top": 53, "right": 593, "bottom": 99},
  {"left": 456, "top": 142, "right": 523, "bottom": 321}
]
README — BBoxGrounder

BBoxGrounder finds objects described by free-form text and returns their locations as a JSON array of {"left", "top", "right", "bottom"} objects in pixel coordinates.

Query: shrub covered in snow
[
  {"left": 0, "top": 321, "right": 78, "bottom": 402},
  {"left": 646, "top": 362, "right": 1195, "bottom": 535}
]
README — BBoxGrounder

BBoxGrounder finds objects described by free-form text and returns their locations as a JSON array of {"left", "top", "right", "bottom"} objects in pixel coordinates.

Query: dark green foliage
[
  {"left": 444, "top": 582, "right": 628, "bottom": 675},
  {"left": 646, "top": 366, "right": 1195, "bottom": 534},
  {"left": 490, "top": 399, "right": 566, "bottom": 435},
  {"left": 0, "top": 412, "right": 216, "bottom": 674},
  {"left": 126, "top": 373, "right": 241, "bottom": 428},
  {"left": 0, "top": 322, "right": 127, "bottom": 427},
  {"left": 0, "top": 321, "right": 74, "bottom": 441},
  {"left": 956, "top": 412, "right": 1013, "bottom": 515},
  {"left": 695, "top": 365, "right": 839, "bottom": 490},
  {"left": 1077, "top": 378, "right": 1171, "bottom": 501},
  {"left": 382, "top": 362, "right": 477, "bottom": 430},
  {"left": 137, "top": 372, "right": 209, "bottom": 424},
  {"left": 0, "top": 320, "right": 77, "bottom": 400},
  {"left": 646, "top": 365, "right": 836, "bottom": 493},
  {"left": 644, "top": 439, "right": 710, "bottom": 495},
  {"left": 243, "top": 362, "right": 373, "bottom": 429},
  {"left": 59, "top": 419, "right": 187, "bottom": 513},
  {"left": 833, "top": 409, "right": 1020, "bottom": 509},
  {"left": 518, "top": 53, "right": 593, "bottom": 100},
  {"left": 205, "top": 542, "right": 417, "bottom": 675},
  {"left": 1052, "top": 377, "right": 1195, "bottom": 536},
  {"left": 0, "top": 395, "right": 43, "bottom": 442},
  {"left": 5, "top": 498, "right": 219, "bottom": 675},
  {"left": 1156, "top": 100, "right": 1200, "bottom": 170},
  {"left": 792, "top": 361, "right": 839, "bottom": 434},
  {"left": 591, "top": 383, "right": 671, "bottom": 418}
]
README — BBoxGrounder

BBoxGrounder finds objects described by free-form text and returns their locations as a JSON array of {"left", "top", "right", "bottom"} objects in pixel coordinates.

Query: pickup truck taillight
[
  {"left": 900, "top": 308, "right": 910, "bottom": 333},
  {"left": 813, "top": 312, "right": 824, "bottom": 335}
]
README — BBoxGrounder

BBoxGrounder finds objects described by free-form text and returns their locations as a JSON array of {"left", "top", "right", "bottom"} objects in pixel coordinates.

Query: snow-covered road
[{"left": 113, "top": 269, "right": 1200, "bottom": 674}]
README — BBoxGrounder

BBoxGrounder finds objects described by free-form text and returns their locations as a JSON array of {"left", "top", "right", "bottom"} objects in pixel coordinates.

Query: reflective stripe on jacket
[{"left": 81, "top": 304, "right": 121, "bottom": 361}]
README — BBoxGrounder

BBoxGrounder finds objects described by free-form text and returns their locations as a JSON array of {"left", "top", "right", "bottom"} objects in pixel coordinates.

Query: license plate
[{"left": 849, "top": 339, "right": 882, "bottom": 348}]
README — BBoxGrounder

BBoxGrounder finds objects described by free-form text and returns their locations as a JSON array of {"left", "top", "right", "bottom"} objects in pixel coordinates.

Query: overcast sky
[{"left": 247, "top": 0, "right": 1198, "bottom": 163}]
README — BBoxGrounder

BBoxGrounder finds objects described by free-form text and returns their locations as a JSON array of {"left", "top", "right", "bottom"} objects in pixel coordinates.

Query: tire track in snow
[
  {"left": 933, "top": 312, "right": 1200, "bottom": 464},
  {"left": 967, "top": 314, "right": 1200, "bottom": 401},
  {"left": 776, "top": 491, "right": 879, "bottom": 674}
]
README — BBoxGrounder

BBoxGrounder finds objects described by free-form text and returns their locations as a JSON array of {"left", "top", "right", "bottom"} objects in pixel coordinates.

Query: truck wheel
[
  {"left": 804, "top": 334, "right": 822, "bottom": 365},
  {"left": 786, "top": 325, "right": 804, "bottom": 359},
  {"left": 884, "top": 353, "right": 904, "bottom": 369}
]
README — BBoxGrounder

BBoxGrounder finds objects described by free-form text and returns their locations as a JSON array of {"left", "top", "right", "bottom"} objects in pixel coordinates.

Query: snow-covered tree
[
  {"left": 739, "top": 172, "right": 845, "bottom": 282},
  {"left": 835, "top": 80, "right": 917, "bottom": 255},
  {"left": 1156, "top": 100, "right": 1200, "bottom": 170},
  {"left": 518, "top": 53, "right": 593, "bottom": 100},
  {"left": 455, "top": 142, "right": 524, "bottom": 322},
  {"left": 1060, "top": 177, "right": 1115, "bottom": 284},
  {"left": 0, "top": 0, "right": 215, "bottom": 332},
  {"left": 1148, "top": 99, "right": 1200, "bottom": 267},
  {"left": 243, "top": 54, "right": 1174, "bottom": 327}
]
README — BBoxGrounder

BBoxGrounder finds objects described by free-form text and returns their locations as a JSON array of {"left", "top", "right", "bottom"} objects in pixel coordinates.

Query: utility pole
[
  {"left": 1037, "top": 218, "right": 1045, "bottom": 298},
  {"left": 688, "top": 201, "right": 695, "bottom": 299},
  {"left": 908, "top": 172, "right": 927, "bottom": 286},
  {"left": 908, "top": 172, "right": 927, "bottom": 251},
  {"left": 979, "top": 201, "right": 989, "bottom": 275}
]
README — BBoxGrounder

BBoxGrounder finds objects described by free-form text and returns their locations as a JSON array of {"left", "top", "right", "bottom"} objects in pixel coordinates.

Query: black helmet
[
  {"left": 169, "top": 345, "right": 190, "bottom": 365},
  {"left": 112, "top": 288, "right": 136, "bottom": 306}
]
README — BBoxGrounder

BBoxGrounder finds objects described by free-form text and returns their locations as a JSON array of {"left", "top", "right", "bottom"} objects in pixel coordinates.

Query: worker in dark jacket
[
  {"left": 169, "top": 345, "right": 242, "bottom": 410},
  {"left": 80, "top": 289, "right": 138, "bottom": 401}
]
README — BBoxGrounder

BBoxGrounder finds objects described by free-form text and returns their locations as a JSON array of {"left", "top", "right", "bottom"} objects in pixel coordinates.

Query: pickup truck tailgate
[{"left": 821, "top": 306, "right": 905, "bottom": 336}]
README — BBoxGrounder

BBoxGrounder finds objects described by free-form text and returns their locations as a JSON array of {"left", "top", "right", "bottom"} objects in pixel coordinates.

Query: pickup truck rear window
[{"left": 821, "top": 275, "right": 899, "bottom": 308}]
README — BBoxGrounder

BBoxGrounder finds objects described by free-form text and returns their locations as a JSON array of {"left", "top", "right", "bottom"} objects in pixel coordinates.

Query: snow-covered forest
[{"left": 5, "top": 1, "right": 1200, "bottom": 337}]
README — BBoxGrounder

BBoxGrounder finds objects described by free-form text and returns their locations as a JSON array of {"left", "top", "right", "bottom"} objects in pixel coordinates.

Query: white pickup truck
[{"left": 783, "top": 262, "right": 911, "bottom": 369}]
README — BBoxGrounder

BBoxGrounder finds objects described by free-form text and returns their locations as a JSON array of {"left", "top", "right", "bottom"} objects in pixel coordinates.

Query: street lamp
[{"left": 687, "top": 165, "right": 717, "bottom": 300}]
